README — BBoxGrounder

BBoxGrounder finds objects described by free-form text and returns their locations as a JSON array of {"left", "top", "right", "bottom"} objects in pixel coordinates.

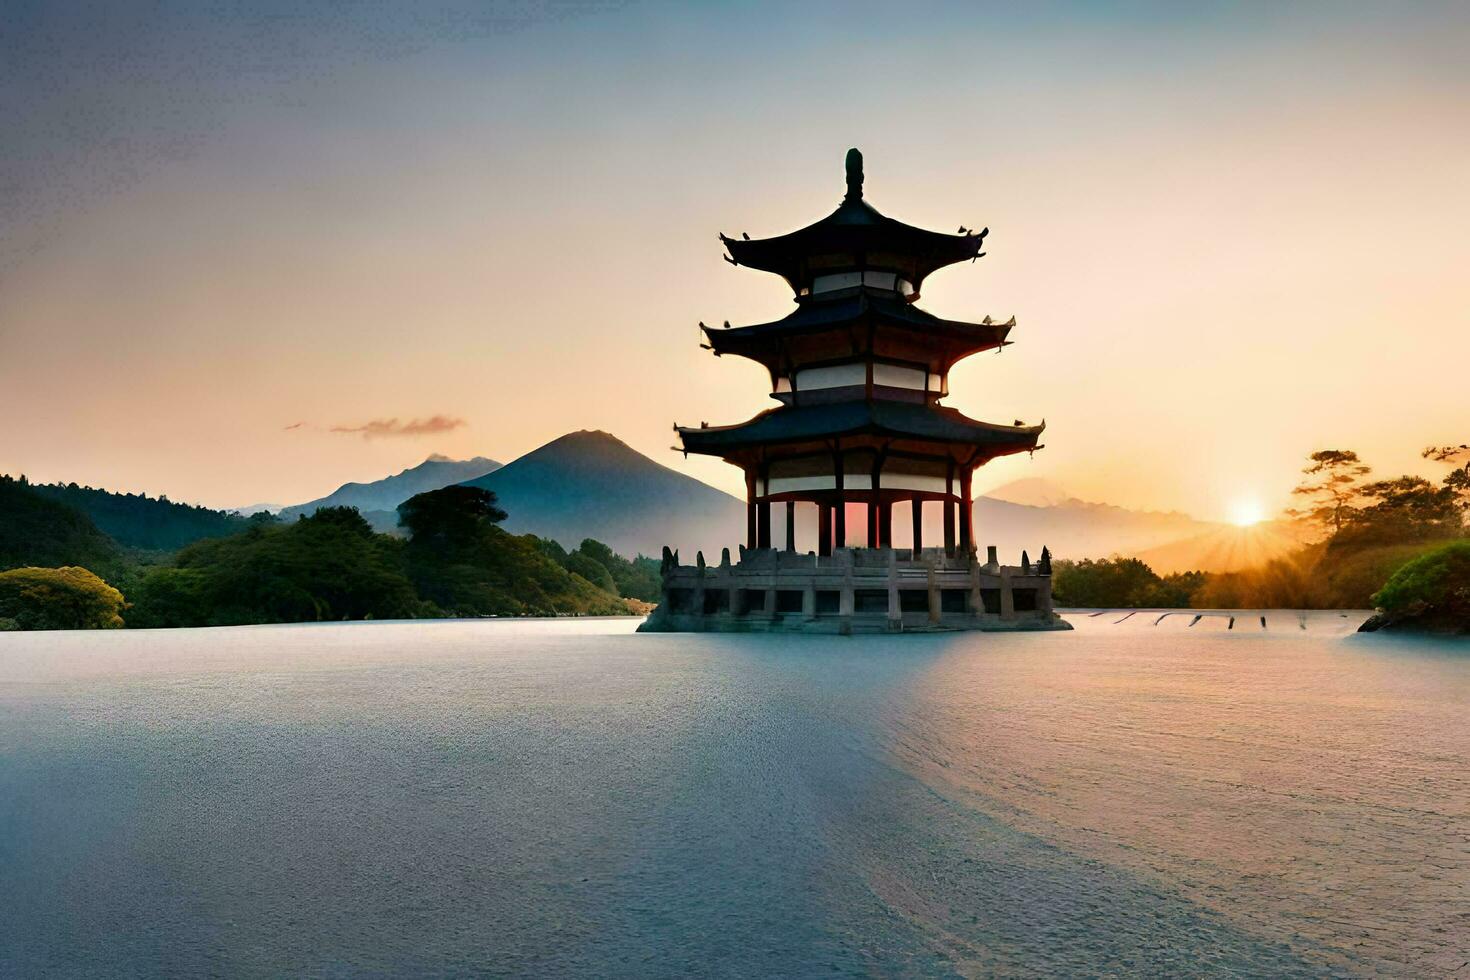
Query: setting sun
[{"left": 1229, "top": 498, "right": 1267, "bottom": 527}]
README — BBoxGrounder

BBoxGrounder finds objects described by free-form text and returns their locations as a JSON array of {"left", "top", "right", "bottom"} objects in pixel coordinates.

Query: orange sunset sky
[{"left": 2, "top": 2, "right": 1467, "bottom": 522}]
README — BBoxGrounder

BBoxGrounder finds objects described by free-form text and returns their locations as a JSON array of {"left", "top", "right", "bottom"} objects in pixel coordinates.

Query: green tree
[
  {"left": 1422, "top": 443, "right": 1470, "bottom": 513},
  {"left": 1052, "top": 557, "right": 1167, "bottom": 607},
  {"left": 1339, "top": 476, "right": 1462, "bottom": 546},
  {"left": 1288, "top": 450, "right": 1370, "bottom": 536},
  {"left": 535, "top": 537, "right": 571, "bottom": 566},
  {"left": 1142, "top": 570, "right": 1209, "bottom": 608},
  {"left": 568, "top": 538, "right": 662, "bottom": 602},
  {"left": 564, "top": 551, "right": 617, "bottom": 592},
  {"left": 397, "top": 486, "right": 507, "bottom": 552},
  {"left": 0, "top": 566, "right": 126, "bottom": 630},
  {"left": 1369, "top": 540, "right": 1470, "bottom": 634}
]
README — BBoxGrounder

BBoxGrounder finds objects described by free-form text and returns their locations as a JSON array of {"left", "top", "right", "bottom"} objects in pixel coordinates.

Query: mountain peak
[
  {"left": 530, "top": 430, "right": 643, "bottom": 462},
  {"left": 552, "top": 429, "right": 626, "bottom": 447},
  {"left": 985, "top": 477, "right": 1076, "bottom": 508},
  {"left": 460, "top": 430, "right": 742, "bottom": 557},
  {"left": 422, "top": 453, "right": 499, "bottom": 467}
]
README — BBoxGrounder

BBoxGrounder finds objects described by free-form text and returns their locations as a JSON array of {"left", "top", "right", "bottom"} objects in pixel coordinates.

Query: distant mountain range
[
  {"left": 971, "top": 495, "right": 1214, "bottom": 569},
  {"left": 974, "top": 480, "right": 1304, "bottom": 572},
  {"left": 277, "top": 454, "right": 501, "bottom": 524},
  {"left": 231, "top": 503, "right": 284, "bottom": 517},
  {"left": 262, "top": 435, "right": 1303, "bottom": 572}
]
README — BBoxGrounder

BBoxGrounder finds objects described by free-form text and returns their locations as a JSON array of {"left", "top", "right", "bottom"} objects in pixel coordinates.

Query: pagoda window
[
  {"left": 773, "top": 376, "right": 792, "bottom": 394},
  {"left": 880, "top": 456, "right": 949, "bottom": 494},
  {"left": 879, "top": 472, "right": 948, "bottom": 493},
  {"left": 810, "top": 271, "right": 863, "bottom": 294},
  {"left": 808, "top": 270, "right": 916, "bottom": 297},
  {"left": 794, "top": 361, "right": 929, "bottom": 394},
  {"left": 794, "top": 362, "right": 867, "bottom": 392},
  {"left": 766, "top": 455, "right": 839, "bottom": 495},
  {"left": 871, "top": 363, "right": 926, "bottom": 391}
]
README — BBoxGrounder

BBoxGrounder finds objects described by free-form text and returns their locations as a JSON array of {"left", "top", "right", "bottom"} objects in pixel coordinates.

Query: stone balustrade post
[
  {"left": 886, "top": 548, "right": 901, "bottom": 627},
  {"left": 926, "top": 562, "right": 940, "bottom": 624},
  {"left": 693, "top": 552, "right": 707, "bottom": 621},
  {"left": 969, "top": 557, "right": 982, "bottom": 616}
]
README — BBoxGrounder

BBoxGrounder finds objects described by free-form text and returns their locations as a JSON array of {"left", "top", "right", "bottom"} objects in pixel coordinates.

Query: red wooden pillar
[
  {"left": 960, "top": 470, "right": 974, "bottom": 553},
  {"left": 785, "top": 501, "right": 796, "bottom": 552},
  {"left": 911, "top": 499, "right": 923, "bottom": 553},
  {"left": 818, "top": 504, "right": 833, "bottom": 556},
  {"left": 879, "top": 501, "right": 893, "bottom": 548}
]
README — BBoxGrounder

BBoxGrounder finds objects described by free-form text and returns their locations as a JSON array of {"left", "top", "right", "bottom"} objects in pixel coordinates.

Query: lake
[{"left": 2, "top": 614, "right": 1466, "bottom": 977}]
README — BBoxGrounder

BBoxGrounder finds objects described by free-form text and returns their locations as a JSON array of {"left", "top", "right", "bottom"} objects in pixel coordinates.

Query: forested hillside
[
  {"left": 0, "top": 476, "right": 123, "bottom": 576},
  {"left": 26, "top": 479, "right": 260, "bottom": 551},
  {"left": 125, "top": 489, "right": 636, "bottom": 627}
]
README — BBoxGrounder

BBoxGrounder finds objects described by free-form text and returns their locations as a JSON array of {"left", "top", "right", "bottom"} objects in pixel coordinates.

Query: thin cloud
[
  {"left": 282, "top": 421, "right": 305, "bottom": 431},
  {"left": 329, "top": 415, "right": 467, "bottom": 440}
]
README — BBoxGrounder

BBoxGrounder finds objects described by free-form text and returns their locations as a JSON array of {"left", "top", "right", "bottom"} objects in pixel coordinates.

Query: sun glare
[{"left": 1229, "top": 498, "right": 1267, "bottom": 527}]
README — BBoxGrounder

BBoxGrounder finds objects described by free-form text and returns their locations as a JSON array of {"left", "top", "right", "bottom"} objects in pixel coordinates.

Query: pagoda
[{"left": 641, "top": 150, "right": 1067, "bottom": 633}]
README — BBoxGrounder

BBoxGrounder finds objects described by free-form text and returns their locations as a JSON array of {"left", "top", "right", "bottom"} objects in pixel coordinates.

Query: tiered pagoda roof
[
  {"left": 720, "top": 149, "right": 988, "bottom": 298},
  {"left": 703, "top": 287, "right": 1014, "bottom": 377},
  {"left": 679, "top": 400, "right": 1044, "bottom": 463}
]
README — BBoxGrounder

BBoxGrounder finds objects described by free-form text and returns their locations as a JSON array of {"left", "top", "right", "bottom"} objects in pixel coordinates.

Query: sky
[{"left": 2, "top": 0, "right": 1467, "bottom": 521}]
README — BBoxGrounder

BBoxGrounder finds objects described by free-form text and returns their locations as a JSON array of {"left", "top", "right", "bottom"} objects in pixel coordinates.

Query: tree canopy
[
  {"left": 0, "top": 566, "right": 125, "bottom": 630},
  {"left": 1051, "top": 557, "right": 1205, "bottom": 608},
  {"left": 1337, "top": 476, "right": 1463, "bottom": 547},
  {"left": 1289, "top": 450, "right": 1370, "bottom": 535},
  {"left": 1367, "top": 540, "right": 1470, "bottom": 634},
  {"left": 1422, "top": 444, "right": 1470, "bottom": 511},
  {"left": 128, "top": 507, "right": 427, "bottom": 627},
  {"left": 397, "top": 485, "right": 507, "bottom": 549}
]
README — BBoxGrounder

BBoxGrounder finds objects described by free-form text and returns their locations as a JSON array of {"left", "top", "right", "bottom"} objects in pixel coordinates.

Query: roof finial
[{"left": 844, "top": 147, "right": 864, "bottom": 202}]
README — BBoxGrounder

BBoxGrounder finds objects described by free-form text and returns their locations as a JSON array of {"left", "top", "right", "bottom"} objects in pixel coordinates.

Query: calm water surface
[{"left": 1, "top": 614, "right": 1466, "bottom": 977}]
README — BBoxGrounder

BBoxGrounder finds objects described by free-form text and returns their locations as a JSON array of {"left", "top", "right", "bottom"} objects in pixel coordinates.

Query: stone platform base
[
  {"left": 638, "top": 610, "right": 1072, "bottom": 634},
  {"left": 638, "top": 545, "right": 1071, "bottom": 634}
]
